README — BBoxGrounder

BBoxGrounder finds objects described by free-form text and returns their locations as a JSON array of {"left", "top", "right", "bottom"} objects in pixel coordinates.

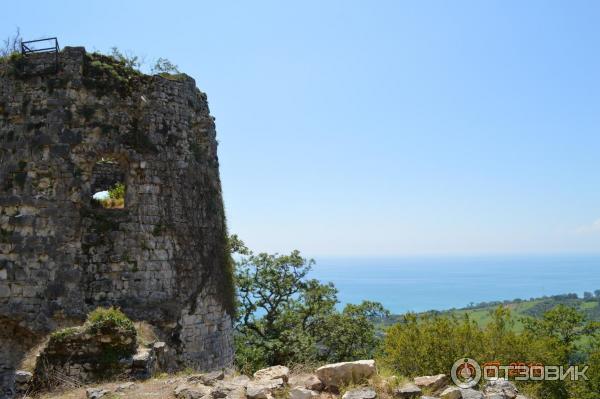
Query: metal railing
[{"left": 20, "top": 37, "right": 60, "bottom": 72}]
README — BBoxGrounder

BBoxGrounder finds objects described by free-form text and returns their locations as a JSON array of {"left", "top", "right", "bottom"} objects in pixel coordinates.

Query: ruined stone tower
[{"left": 0, "top": 47, "right": 235, "bottom": 395}]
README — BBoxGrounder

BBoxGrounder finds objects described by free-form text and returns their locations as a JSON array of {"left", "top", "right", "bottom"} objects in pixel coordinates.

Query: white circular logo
[{"left": 451, "top": 358, "right": 481, "bottom": 388}]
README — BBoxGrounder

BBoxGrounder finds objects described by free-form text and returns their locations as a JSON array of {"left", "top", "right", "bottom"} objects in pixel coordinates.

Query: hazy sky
[{"left": 3, "top": 1, "right": 600, "bottom": 256}]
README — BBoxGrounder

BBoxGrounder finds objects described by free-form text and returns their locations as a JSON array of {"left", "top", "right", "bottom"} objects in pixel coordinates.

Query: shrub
[
  {"left": 381, "top": 312, "right": 486, "bottom": 377},
  {"left": 151, "top": 57, "right": 180, "bottom": 75},
  {"left": 0, "top": 28, "right": 21, "bottom": 59},
  {"left": 87, "top": 306, "right": 135, "bottom": 333},
  {"left": 381, "top": 305, "right": 600, "bottom": 398}
]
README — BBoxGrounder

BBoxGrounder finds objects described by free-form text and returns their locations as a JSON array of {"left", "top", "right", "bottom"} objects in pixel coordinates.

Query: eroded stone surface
[
  {"left": 85, "top": 388, "right": 110, "bottom": 399},
  {"left": 460, "top": 388, "right": 483, "bottom": 399},
  {"left": 342, "top": 387, "right": 377, "bottom": 399},
  {"left": 253, "top": 365, "right": 289, "bottom": 382},
  {"left": 0, "top": 47, "right": 234, "bottom": 395},
  {"left": 288, "top": 373, "right": 323, "bottom": 391},
  {"left": 393, "top": 383, "right": 421, "bottom": 398},
  {"left": 246, "top": 378, "right": 284, "bottom": 399},
  {"left": 289, "top": 387, "right": 319, "bottom": 399},
  {"left": 440, "top": 386, "right": 462, "bottom": 399},
  {"left": 483, "top": 379, "right": 518, "bottom": 399},
  {"left": 316, "top": 360, "right": 376, "bottom": 389},
  {"left": 413, "top": 374, "right": 449, "bottom": 392}
]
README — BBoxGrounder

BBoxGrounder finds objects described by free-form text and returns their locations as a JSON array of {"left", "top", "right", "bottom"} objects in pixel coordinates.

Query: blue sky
[{"left": 3, "top": 1, "right": 600, "bottom": 256}]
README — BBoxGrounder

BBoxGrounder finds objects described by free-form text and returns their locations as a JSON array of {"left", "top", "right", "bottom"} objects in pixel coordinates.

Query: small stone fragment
[
  {"left": 483, "top": 379, "right": 519, "bottom": 399},
  {"left": 459, "top": 388, "right": 483, "bottom": 399},
  {"left": 86, "top": 388, "right": 110, "bottom": 399},
  {"left": 253, "top": 365, "right": 290, "bottom": 382},
  {"left": 342, "top": 387, "right": 377, "bottom": 399},
  {"left": 116, "top": 382, "right": 136, "bottom": 392},
  {"left": 440, "top": 386, "right": 462, "bottom": 399},
  {"left": 394, "top": 383, "right": 421, "bottom": 398},
  {"left": 201, "top": 370, "right": 225, "bottom": 385},
  {"left": 413, "top": 374, "right": 449, "bottom": 392},
  {"left": 289, "top": 387, "right": 319, "bottom": 399}
]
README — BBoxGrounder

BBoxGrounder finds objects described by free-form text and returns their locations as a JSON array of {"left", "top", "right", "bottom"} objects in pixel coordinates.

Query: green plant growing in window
[{"left": 98, "top": 182, "right": 125, "bottom": 209}]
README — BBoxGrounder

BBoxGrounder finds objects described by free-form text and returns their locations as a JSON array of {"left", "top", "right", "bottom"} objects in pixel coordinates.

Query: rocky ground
[{"left": 20, "top": 360, "right": 529, "bottom": 399}]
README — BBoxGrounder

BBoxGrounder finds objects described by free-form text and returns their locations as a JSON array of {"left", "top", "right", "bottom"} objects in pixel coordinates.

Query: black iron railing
[{"left": 20, "top": 37, "right": 60, "bottom": 72}]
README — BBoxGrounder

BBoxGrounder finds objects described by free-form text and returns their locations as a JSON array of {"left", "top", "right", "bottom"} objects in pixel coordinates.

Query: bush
[
  {"left": 381, "top": 312, "right": 486, "bottom": 377},
  {"left": 108, "top": 182, "right": 125, "bottom": 200},
  {"left": 87, "top": 306, "right": 135, "bottom": 333},
  {"left": 151, "top": 57, "right": 180, "bottom": 75},
  {"left": 381, "top": 305, "right": 600, "bottom": 398}
]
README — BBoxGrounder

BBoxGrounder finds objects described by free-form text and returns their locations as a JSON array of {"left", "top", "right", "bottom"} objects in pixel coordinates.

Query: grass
[
  {"left": 97, "top": 197, "right": 124, "bottom": 209},
  {"left": 368, "top": 368, "right": 411, "bottom": 399},
  {"left": 134, "top": 321, "right": 158, "bottom": 347},
  {"left": 157, "top": 72, "right": 187, "bottom": 81},
  {"left": 83, "top": 53, "right": 144, "bottom": 98},
  {"left": 35, "top": 375, "right": 180, "bottom": 399},
  {"left": 581, "top": 301, "right": 598, "bottom": 310},
  {"left": 50, "top": 327, "right": 81, "bottom": 342},
  {"left": 445, "top": 298, "right": 599, "bottom": 332},
  {"left": 383, "top": 296, "right": 600, "bottom": 333},
  {"left": 19, "top": 338, "right": 51, "bottom": 372},
  {"left": 449, "top": 302, "right": 537, "bottom": 332}
]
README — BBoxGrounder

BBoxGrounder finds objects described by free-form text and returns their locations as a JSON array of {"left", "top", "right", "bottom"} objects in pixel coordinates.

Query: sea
[{"left": 309, "top": 254, "right": 600, "bottom": 314}]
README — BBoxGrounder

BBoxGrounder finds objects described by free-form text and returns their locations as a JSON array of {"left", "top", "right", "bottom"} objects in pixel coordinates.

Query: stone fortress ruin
[{"left": 0, "top": 43, "right": 235, "bottom": 397}]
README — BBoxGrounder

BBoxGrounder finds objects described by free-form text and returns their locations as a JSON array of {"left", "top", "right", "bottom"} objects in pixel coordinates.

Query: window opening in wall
[{"left": 91, "top": 157, "right": 126, "bottom": 209}]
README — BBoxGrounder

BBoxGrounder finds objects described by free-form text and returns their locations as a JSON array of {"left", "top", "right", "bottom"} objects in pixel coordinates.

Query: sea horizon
[{"left": 310, "top": 253, "right": 600, "bottom": 314}]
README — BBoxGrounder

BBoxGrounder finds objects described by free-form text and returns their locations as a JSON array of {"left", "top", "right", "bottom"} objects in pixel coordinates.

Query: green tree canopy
[{"left": 231, "top": 235, "right": 388, "bottom": 373}]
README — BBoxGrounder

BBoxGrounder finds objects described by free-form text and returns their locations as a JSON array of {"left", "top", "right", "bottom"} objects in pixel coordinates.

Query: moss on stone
[
  {"left": 1, "top": 52, "right": 27, "bottom": 77},
  {"left": 158, "top": 72, "right": 187, "bottom": 81},
  {"left": 220, "top": 217, "right": 237, "bottom": 318},
  {"left": 82, "top": 53, "right": 145, "bottom": 98},
  {"left": 49, "top": 326, "right": 80, "bottom": 342},
  {"left": 13, "top": 171, "right": 27, "bottom": 189},
  {"left": 0, "top": 227, "right": 11, "bottom": 243}
]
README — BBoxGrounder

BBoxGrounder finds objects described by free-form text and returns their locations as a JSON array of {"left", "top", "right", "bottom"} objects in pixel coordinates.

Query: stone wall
[
  {"left": 0, "top": 48, "right": 234, "bottom": 398},
  {"left": 33, "top": 321, "right": 138, "bottom": 388}
]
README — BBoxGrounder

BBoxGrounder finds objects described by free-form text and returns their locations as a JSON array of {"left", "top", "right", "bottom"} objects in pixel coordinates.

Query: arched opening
[{"left": 90, "top": 157, "right": 126, "bottom": 209}]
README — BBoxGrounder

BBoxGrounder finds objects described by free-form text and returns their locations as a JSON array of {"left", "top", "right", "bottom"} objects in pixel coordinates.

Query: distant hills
[{"left": 383, "top": 290, "right": 600, "bottom": 330}]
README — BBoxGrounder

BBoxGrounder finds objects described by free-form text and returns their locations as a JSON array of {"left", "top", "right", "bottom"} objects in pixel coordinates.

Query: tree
[
  {"left": 151, "top": 57, "right": 180, "bottom": 75},
  {"left": 523, "top": 305, "right": 586, "bottom": 349},
  {"left": 109, "top": 47, "right": 143, "bottom": 70},
  {"left": 583, "top": 292, "right": 593, "bottom": 300},
  {"left": 232, "top": 235, "right": 387, "bottom": 373}
]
